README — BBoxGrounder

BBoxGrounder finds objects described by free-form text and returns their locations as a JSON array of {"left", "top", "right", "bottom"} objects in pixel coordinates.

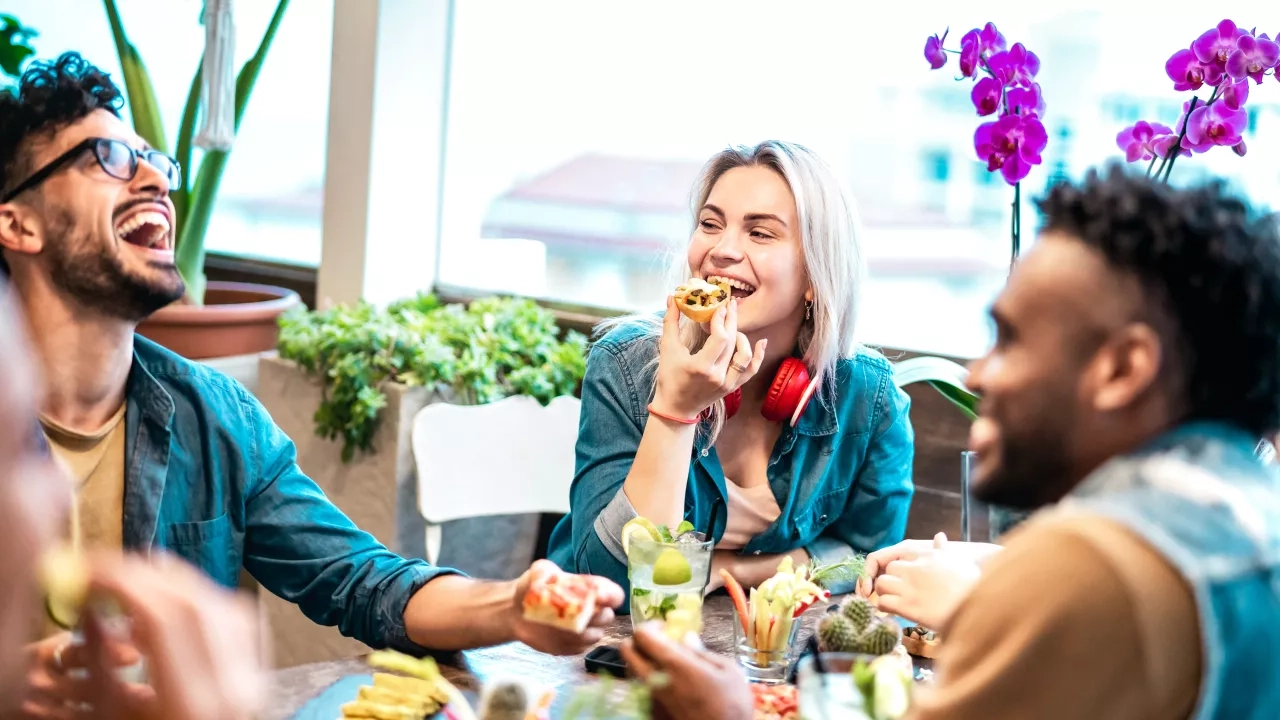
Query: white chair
[{"left": 411, "top": 394, "right": 581, "bottom": 565}]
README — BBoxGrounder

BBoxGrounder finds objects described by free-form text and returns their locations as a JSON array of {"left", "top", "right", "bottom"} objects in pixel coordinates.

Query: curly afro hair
[
  {"left": 0, "top": 51, "right": 124, "bottom": 195},
  {"left": 0, "top": 52, "right": 123, "bottom": 275},
  {"left": 1038, "top": 165, "right": 1280, "bottom": 437}
]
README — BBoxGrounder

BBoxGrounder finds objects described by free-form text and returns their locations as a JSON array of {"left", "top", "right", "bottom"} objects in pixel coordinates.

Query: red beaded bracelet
[{"left": 646, "top": 403, "right": 699, "bottom": 425}]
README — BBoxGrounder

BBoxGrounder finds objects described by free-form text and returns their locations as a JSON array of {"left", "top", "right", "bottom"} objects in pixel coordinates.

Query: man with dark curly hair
[
  {"left": 0, "top": 52, "right": 621, "bottom": 717},
  {"left": 624, "top": 167, "right": 1280, "bottom": 720}
]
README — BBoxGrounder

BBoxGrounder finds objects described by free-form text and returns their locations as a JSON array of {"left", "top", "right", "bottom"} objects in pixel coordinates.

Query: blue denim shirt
[
  {"left": 120, "top": 336, "right": 456, "bottom": 653},
  {"left": 547, "top": 320, "right": 915, "bottom": 608},
  {"left": 1047, "top": 421, "right": 1280, "bottom": 719}
]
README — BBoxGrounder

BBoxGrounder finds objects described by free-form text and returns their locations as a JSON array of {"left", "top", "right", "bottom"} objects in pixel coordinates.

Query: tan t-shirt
[
  {"left": 40, "top": 404, "right": 127, "bottom": 551},
  {"left": 907, "top": 514, "right": 1202, "bottom": 720}
]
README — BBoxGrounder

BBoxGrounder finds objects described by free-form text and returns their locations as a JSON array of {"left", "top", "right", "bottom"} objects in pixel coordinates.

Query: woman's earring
[{"left": 805, "top": 300, "right": 813, "bottom": 321}]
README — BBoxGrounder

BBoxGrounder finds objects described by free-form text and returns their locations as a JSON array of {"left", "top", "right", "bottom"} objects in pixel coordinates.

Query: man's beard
[
  {"left": 45, "top": 209, "right": 184, "bottom": 322},
  {"left": 973, "top": 408, "right": 1078, "bottom": 511}
]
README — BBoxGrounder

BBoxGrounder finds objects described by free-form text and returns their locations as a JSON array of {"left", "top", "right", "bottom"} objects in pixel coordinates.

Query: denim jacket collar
[{"left": 121, "top": 340, "right": 175, "bottom": 551}]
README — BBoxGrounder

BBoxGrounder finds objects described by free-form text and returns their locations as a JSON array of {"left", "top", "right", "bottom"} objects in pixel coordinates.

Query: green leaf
[
  {"left": 892, "top": 355, "right": 979, "bottom": 420},
  {"left": 0, "top": 15, "right": 37, "bottom": 80},
  {"left": 102, "top": 0, "right": 168, "bottom": 153},
  {"left": 171, "top": 62, "right": 202, "bottom": 232}
]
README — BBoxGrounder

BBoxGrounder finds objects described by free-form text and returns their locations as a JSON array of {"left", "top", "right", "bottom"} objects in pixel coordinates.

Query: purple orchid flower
[
  {"left": 1222, "top": 79, "right": 1250, "bottom": 110},
  {"left": 1193, "top": 20, "right": 1246, "bottom": 71},
  {"left": 959, "top": 22, "right": 1006, "bottom": 79},
  {"left": 971, "top": 77, "right": 1002, "bottom": 116},
  {"left": 1182, "top": 101, "right": 1248, "bottom": 153},
  {"left": 1116, "top": 121, "right": 1174, "bottom": 162},
  {"left": 1151, "top": 133, "right": 1192, "bottom": 159},
  {"left": 975, "top": 114, "right": 1048, "bottom": 184},
  {"left": 989, "top": 42, "right": 1041, "bottom": 88},
  {"left": 1232, "top": 140, "right": 1248, "bottom": 156},
  {"left": 925, "top": 29, "right": 949, "bottom": 69},
  {"left": 1007, "top": 83, "right": 1046, "bottom": 116},
  {"left": 1227, "top": 33, "right": 1280, "bottom": 83},
  {"left": 1166, "top": 48, "right": 1223, "bottom": 91}
]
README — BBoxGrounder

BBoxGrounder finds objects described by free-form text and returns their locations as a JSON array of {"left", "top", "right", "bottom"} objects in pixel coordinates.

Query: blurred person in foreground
[
  {"left": 0, "top": 277, "right": 265, "bottom": 719},
  {"left": 0, "top": 51, "right": 621, "bottom": 718},
  {"left": 623, "top": 167, "right": 1280, "bottom": 720}
]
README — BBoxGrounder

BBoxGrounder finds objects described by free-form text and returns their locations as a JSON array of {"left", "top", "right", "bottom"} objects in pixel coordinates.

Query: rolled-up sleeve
[
  {"left": 806, "top": 374, "right": 914, "bottom": 594},
  {"left": 237, "top": 388, "right": 460, "bottom": 654},
  {"left": 557, "top": 343, "right": 647, "bottom": 595}
]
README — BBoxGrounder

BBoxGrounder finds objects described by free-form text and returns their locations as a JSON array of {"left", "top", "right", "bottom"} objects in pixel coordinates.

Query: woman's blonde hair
[{"left": 599, "top": 140, "right": 866, "bottom": 444}]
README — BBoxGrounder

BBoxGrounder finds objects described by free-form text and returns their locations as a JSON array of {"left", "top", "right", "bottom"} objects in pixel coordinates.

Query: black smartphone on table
[{"left": 584, "top": 645, "right": 628, "bottom": 675}]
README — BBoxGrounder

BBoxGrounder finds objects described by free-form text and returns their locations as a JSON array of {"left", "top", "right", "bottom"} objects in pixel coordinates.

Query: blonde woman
[{"left": 547, "top": 141, "right": 915, "bottom": 605}]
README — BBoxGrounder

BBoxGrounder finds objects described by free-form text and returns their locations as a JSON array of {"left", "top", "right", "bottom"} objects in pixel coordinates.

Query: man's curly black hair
[
  {"left": 0, "top": 52, "right": 123, "bottom": 275},
  {"left": 1038, "top": 164, "right": 1280, "bottom": 437}
]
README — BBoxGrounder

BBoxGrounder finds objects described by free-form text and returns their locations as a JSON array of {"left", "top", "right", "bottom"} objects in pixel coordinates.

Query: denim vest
[{"left": 1047, "top": 422, "right": 1280, "bottom": 719}]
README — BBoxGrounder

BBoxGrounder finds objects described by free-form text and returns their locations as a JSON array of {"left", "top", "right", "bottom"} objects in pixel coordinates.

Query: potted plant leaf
[
  {"left": 0, "top": 14, "right": 37, "bottom": 90},
  {"left": 101, "top": 0, "right": 301, "bottom": 359}
]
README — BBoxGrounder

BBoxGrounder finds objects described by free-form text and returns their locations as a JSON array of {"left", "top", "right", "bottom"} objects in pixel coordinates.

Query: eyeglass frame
[{"left": 0, "top": 137, "right": 182, "bottom": 204}]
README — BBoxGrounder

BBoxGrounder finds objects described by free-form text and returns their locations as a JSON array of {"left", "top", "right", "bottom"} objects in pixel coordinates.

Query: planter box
[{"left": 252, "top": 357, "right": 542, "bottom": 667}]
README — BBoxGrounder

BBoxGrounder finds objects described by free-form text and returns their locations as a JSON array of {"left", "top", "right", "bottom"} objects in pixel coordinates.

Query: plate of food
[{"left": 291, "top": 651, "right": 471, "bottom": 720}]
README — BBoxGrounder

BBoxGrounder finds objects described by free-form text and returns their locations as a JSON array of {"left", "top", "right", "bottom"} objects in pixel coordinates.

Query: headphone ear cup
[
  {"left": 723, "top": 388, "right": 742, "bottom": 419},
  {"left": 761, "top": 358, "right": 810, "bottom": 423}
]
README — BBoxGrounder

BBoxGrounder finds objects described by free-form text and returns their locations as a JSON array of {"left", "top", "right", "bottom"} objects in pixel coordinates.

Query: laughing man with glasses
[{"left": 0, "top": 53, "right": 624, "bottom": 719}]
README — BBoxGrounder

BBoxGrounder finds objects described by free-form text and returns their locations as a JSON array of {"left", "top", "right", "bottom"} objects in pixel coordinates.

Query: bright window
[
  {"left": 5, "top": 0, "right": 331, "bottom": 267},
  {"left": 438, "top": 1, "right": 1278, "bottom": 357}
]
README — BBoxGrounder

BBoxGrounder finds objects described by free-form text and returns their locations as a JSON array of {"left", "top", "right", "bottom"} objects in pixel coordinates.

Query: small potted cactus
[{"left": 816, "top": 596, "right": 904, "bottom": 657}]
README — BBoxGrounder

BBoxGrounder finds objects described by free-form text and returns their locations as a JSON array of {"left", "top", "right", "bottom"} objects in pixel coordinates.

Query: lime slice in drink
[
  {"left": 621, "top": 517, "right": 663, "bottom": 556},
  {"left": 870, "top": 655, "right": 913, "bottom": 720},
  {"left": 652, "top": 548, "right": 692, "bottom": 586},
  {"left": 39, "top": 545, "right": 88, "bottom": 630}
]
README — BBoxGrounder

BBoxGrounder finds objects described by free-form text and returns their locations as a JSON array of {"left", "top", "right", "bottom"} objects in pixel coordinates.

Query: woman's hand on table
[
  {"left": 509, "top": 561, "right": 623, "bottom": 656},
  {"left": 620, "top": 623, "right": 754, "bottom": 720},
  {"left": 651, "top": 297, "right": 766, "bottom": 420},
  {"left": 869, "top": 535, "right": 983, "bottom": 629}
]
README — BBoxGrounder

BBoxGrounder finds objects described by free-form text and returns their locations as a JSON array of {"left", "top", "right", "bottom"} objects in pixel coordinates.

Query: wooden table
[{"left": 265, "top": 595, "right": 925, "bottom": 718}]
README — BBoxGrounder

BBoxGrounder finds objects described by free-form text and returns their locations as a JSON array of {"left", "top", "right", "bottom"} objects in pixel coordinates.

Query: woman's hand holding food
[{"left": 651, "top": 294, "right": 766, "bottom": 420}]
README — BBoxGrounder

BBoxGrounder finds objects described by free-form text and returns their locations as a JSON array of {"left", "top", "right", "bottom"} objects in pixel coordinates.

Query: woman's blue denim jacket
[{"left": 547, "top": 319, "right": 915, "bottom": 609}]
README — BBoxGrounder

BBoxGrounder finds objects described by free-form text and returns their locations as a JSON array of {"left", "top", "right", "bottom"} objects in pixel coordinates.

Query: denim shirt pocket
[
  {"left": 160, "top": 513, "right": 237, "bottom": 587},
  {"left": 795, "top": 486, "right": 851, "bottom": 539}
]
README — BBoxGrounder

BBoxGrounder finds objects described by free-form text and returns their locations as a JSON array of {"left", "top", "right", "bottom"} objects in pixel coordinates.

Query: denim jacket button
[
  {"left": 701, "top": 449, "right": 708, "bottom": 457},
  {"left": 819, "top": 514, "right": 828, "bottom": 523},
  {"left": 753, "top": 550, "right": 761, "bottom": 555}
]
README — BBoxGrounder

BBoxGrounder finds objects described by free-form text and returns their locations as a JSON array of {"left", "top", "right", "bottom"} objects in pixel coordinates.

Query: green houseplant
[
  {"left": 276, "top": 294, "right": 589, "bottom": 462},
  {"left": 0, "top": 14, "right": 37, "bottom": 90},
  {"left": 104, "top": 0, "right": 301, "bottom": 360},
  {"left": 103, "top": 0, "right": 288, "bottom": 303}
]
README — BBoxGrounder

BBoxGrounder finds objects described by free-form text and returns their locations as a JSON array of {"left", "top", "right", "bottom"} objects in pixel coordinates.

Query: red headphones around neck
[{"left": 721, "top": 357, "right": 820, "bottom": 427}]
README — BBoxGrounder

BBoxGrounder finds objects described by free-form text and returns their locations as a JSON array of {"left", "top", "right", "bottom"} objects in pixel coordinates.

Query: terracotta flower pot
[{"left": 136, "top": 281, "right": 302, "bottom": 360}]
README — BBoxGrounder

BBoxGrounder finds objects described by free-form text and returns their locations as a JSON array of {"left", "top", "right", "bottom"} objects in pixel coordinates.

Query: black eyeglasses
[{"left": 0, "top": 137, "right": 182, "bottom": 204}]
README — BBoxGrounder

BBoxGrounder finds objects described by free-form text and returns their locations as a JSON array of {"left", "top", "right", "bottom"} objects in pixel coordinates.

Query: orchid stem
[
  {"left": 1145, "top": 154, "right": 1159, "bottom": 178},
  {"left": 1161, "top": 95, "right": 1200, "bottom": 184},
  {"left": 1010, "top": 182, "right": 1021, "bottom": 273}
]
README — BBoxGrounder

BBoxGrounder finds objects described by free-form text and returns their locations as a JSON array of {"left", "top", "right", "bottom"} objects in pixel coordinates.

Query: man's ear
[
  {"left": 0, "top": 203, "right": 43, "bottom": 259},
  {"left": 1087, "top": 323, "right": 1163, "bottom": 413}
]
